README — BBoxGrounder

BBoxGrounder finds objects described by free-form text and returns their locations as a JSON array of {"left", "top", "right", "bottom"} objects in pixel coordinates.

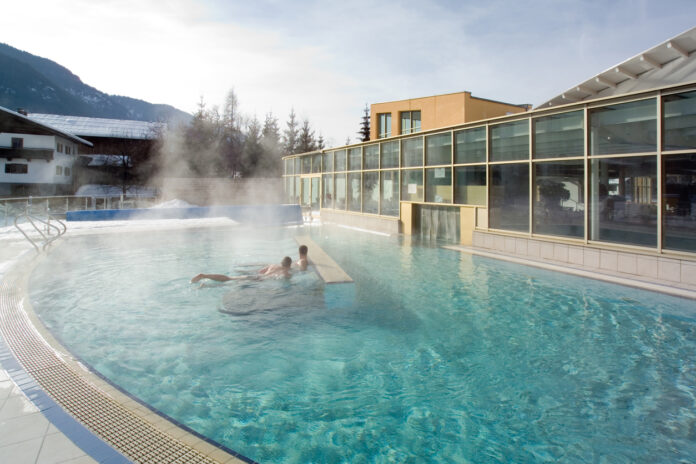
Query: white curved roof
[{"left": 538, "top": 26, "right": 696, "bottom": 109}]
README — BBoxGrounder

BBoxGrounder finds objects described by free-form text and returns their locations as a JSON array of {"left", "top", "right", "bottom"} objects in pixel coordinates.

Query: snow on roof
[
  {"left": 28, "top": 114, "right": 164, "bottom": 140},
  {"left": 0, "top": 105, "right": 93, "bottom": 146}
]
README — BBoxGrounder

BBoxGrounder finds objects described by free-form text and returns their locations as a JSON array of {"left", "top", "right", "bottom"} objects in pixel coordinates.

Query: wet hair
[
  {"left": 299, "top": 245, "right": 308, "bottom": 256},
  {"left": 281, "top": 256, "right": 292, "bottom": 268}
]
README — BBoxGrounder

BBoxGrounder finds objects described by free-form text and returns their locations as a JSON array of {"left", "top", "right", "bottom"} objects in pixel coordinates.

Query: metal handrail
[{"left": 14, "top": 212, "right": 67, "bottom": 253}]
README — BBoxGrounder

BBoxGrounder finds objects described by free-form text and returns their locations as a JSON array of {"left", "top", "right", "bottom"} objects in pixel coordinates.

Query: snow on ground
[{"left": 150, "top": 199, "right": 196, "bottom": 208}]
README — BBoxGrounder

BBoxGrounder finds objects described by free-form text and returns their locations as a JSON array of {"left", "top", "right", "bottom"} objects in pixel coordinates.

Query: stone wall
[
  {"left": 473, "top": 230, "right": 696, "bottom": 291},
  {"left": 159, "top": 177, "right": 284, "bottom": 206}
]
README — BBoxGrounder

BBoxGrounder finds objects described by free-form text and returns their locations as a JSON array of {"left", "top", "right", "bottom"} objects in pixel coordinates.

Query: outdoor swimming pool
[{"left": 29, "top": 225, "right": 696, "bottom": 463}]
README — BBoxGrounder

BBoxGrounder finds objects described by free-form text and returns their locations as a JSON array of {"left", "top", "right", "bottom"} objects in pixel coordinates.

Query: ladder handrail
[{"left": 14, "top": 212, "right": 67, "bottom": 253}]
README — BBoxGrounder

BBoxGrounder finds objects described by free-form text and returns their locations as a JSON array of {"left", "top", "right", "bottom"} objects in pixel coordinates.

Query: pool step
[{"left": 294, "top": 236, "right": 353, "bottom": 284}]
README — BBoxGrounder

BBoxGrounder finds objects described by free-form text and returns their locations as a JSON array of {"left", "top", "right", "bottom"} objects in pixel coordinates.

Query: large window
[
  {"left": 294, "top": 176, "right": 301, "bottom": 204},
  {"left": 380, "top": 141, "right": 399, "bottom": 168},
  {"left": 425, "top": 167, "right": 452, "bottom": 203},
  {"left": 401, "top": 137, "right": 423, "bottom": 167},
  {"left": 378, "top": 113, "right": 392, "bottom": 139},
  {"left": 590, "top": 156, "right": 657, "bottom": 246},
  {"left": 533, "top": 161, "right": 585, "bottom": 238},
  {"left": 426, "top": 133, "right": 452, "bottom": 166},
  {"left": 11, "top": 137, "right": 23, "bottom": 149},
  {"left": 302, "top": 156, "right": 311, "bottom": 174},
  {"left": 381, "top": 170, "right": 399, "bottom": 216},
  {"left": 490, "top": 120, "right": 529, "bottom": 161},
  {"left": 663, "top": 153, "right": 696, "bottom": 252},
  {"left": 5, "top": 163, "right": 28, "bottom": 174},
  {"left": 335, "top": 150, "right": 347, "bottom": 171},
  {"left": 534, "top": 111, "right": 584, "bottom": 159},
  {"left": 454, "top": 166, "right": 486, "bottom": 205},
  {"left": 323, "top": 152, "right": 334, "bottom": 172},
  {"left": 489, "top": 164, "right": 529, "bottom": 231},
  {"left": 348, "top": 148, "right": 362, "bottom": 171},
  {"left": 589, "top": 99, "right": 656, "bottom": 155},
  {"left": 322, "top": 174, "right": 334, "bottom": 209},
  {"left": 285, "top": 159, "right": 294, "bottom": 175},
  {"left": 364, "top": 144, "right": 379, "bottom": 170},
  {"left": 347, "top": 172, "right": 361, "bottom": 212},
  {"left": 401, "top": 110, "right": 421, "bottom": 135},
  {"left": 363, "top": 171, "right": 379, "bottom": 214},
  {"left": 312, "top": 154, "right": 322, "bottom": 173},
  {"left": 294, "top": 158, "right": 301, "bottom": 176},
  {"left": 401, "top": 169, "right": 423, "bottom": 202},
  {"left": 663, "top": 91, "right": 696, "bottom": 151},
  {"left": 454, "top": 127, "right": 486, "bottom": 164},
  {"left": 335, "top": 173, "right": 346, "bottom": 209},
  {"left": 285, "top": 176, "right": 294, "bottom": 203}
]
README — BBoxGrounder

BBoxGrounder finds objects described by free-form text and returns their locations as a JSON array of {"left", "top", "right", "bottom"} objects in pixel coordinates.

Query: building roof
[
  {"left": 28, "top": 113, "right": 163, "bottom": 140},
  {"left": 0, "top": 106, "right": 93, "bottom": 146},
  {"left": 538, "top": 26, "right": 696, "bottom": 109}
]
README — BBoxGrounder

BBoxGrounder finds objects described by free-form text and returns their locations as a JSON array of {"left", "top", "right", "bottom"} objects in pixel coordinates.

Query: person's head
[
  {"left": 281, "top": 256, "right": 292, "bottom": 269},
  {"left": 299, "top": 245, "right": 308, "bottom": 258}
]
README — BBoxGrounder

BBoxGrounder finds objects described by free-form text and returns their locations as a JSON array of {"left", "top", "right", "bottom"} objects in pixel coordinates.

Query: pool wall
[{"left": 66, "top": 204, "right": 303, "bottom": 225}]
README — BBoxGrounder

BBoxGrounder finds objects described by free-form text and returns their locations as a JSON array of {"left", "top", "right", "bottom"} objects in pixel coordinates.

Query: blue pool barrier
[{"left": 66, "top": 204, "right": 303, "bottom": 226}]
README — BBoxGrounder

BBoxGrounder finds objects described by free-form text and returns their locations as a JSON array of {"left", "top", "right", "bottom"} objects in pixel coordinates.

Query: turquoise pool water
[{"left": 30, "top": 226, "right": 696, "bottom": 463}]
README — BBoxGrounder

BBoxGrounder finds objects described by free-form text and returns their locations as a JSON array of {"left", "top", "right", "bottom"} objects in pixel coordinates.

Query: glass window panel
[
  {"left": 534, "top": 111, "right": 584, "bottom": 159},
  {"left": 348, "top": 148, "right": 362, "bottom": 171},
  {"left": 489, "top": 164, "right": 529, "bottom": 231},
  {"left": 294, "top": 158, "right": 301, "bottom": 176},
  {"left": 401, "top": 169, "right": 423, "bottom": 202},
  {"left": 347, "top": 172, "right": 361, "bottom": 212},
  {"left": 285, "top": 159, "right": 294, "bottom": 175},
  {"left": 335, "top": 173, "right": 346, "bottom": 209},
  {"left": 663, "top": 153, "right": 696, "bottom": 252},
  {"left": 381, "top": 170, "right": 400, "bottom": 216},
  {"left": 380, "top": 141, "right": 399, "bottom": 168},
  {"left": 311, "top": 177, "right": 320, "bottom": 210},
  {"left": 663, "top": 91, "right": 696, "bottom": 151},
  {"left": 294, "top": 176, "right": 301, "bottom": 204},
  {"left": 533, "top": 160, "right": 585, "bottom": 238},
  {"left": 363, "top": 171, "right": 379, "bottom": 214},
  {"left": 323, "top": 152, "right": 334, "bottom": 172},
  {"left": 402, "top": 137, "right": 423, "bottom": 167},
  {"left": 425, "top": 167, "right": 452, "bottom": 203},
  {"left": 490, "top": 120, "right": 529, "bottom": 161},
  {"left": 590, "top": 156, "right": 657, "bottom": 246},
  {"left": 322, "top": 174, "right": 334, "bottom": 209},
  {"left": 426, "top": 133, "right": 452, "bottom": 166},
  {"left": 364, "top": 144, "right": 379, "bottom": 170},
  {"left": 454, "top": 127, "right": 486, "bottom": 164},
  {"left": 302, "top": 156, "right": 311, "bottom": 174},
  {"left": 301, "top": 178, "right": 310, "bottom": 206},
  {"left": 379, "top": 113, "right": 392, "bottom": 138},
  {"left": 413, "top": 111, "right": 421, "bottom": 133},
  {"left": 590, "top": 99, "right": 657, "bottom": 155},
  {"left": 312, "top": 154, "right": 322, "bottom": 173},
  {"left": 335, "top": 150, "right": 347, "bottom": 171},
  {"left": 285, "top": 176, "right": 294, "bottom": 203},
  {"left": 454, "top": 166, "right": 486, "bottom": 205}
]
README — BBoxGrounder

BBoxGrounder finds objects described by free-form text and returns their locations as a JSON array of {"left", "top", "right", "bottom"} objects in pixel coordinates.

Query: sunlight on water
[{"left": 30, "top": 226, "right": 696, "bottom": 463}]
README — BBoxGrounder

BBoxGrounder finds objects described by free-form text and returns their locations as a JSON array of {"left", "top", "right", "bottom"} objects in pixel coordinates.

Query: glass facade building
[{"left": 283, "top": 83, "right": 696, "bottom": 255}]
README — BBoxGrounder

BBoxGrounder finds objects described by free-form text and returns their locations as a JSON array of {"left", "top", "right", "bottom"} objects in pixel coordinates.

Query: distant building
[
  {"left": 369, "top": 91, "right": 530, "bottom": 140},
  {"left": 0, "top": 106, "right": 92, "bottom": 196}
]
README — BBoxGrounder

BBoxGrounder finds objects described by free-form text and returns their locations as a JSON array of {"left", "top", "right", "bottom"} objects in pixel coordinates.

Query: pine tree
[
  {"left": 297, "top": 119, "right": 316, "bottom": 153},
  {"left": 316, "top": 134, "right": 325, "bottom": 150},
  {"left": 358, "top": 104, "right": 370, "bottom": 142},
  {"left": 221, "top": 89, "right": 244, "bottom": 176},
  {"left": 241, "top": 116, "right": 263, "bottom": 177},
  {"left": 282, "top": 108, "right": 299, "bottom": 156},
  {"left": 260, "top": 112, "right": 282, "bottom": 176}
]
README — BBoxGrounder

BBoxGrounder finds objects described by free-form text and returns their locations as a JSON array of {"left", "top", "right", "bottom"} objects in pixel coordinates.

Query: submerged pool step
[{"left": 294, "top": 236, "right": 352, "bottom": 284}]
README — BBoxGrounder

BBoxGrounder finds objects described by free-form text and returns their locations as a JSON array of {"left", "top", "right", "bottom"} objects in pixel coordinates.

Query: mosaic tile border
[{"left": 0, "top": 255, "right": 256, "bottom": 464}]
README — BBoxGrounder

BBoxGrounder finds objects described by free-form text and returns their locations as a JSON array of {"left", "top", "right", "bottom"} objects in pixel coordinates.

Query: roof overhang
[
  {"left": 0, "top": 106, "right": 93, "bottom": 147},
  {"left": 537, "top": 26, "right": 696, "bottom": 109}
]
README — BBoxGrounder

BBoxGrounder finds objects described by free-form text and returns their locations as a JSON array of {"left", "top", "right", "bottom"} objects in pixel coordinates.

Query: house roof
[
  {"left": 537, "top": 26, "right": 696, "bottom": 109},
  {"left": 0, "top": 106, "right": 93, "bottom": 146},
  {"left": 28, "top": 113, "right": 163, "bottom": 140}
]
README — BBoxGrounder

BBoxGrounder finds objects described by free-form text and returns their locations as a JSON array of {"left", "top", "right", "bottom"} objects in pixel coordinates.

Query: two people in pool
[{"left": 190, "top": 245, "right": 309, "bottom": 283}]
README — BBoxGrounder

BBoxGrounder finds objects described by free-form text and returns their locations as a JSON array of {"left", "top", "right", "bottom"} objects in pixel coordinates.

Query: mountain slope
[{"left": 0, "top": 42, "right": 190, "bottom": 123}]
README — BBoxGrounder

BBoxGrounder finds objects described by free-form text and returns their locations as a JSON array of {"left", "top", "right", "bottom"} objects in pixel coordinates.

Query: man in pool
[
  {"left": 191, "top": 256, "right": 293, "bottom": 283},
  {"left": 296, "top": 245, "right": 309, "bottom": 271}
]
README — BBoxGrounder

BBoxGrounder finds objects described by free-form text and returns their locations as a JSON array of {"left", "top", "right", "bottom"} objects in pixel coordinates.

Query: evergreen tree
[
  {"left": 260, "top": 112, "right": 282, "bottom": 176},
  {"left": 316, "top": 134, "right": 325, "bottom": 150},
  {"left": 345, "top": 136, "right": 351, "bottom": 146},
  {"left": 358, "top": 104, "right": 370, "bottom": 142},
  {"left": 220, "top": 89, "right": 244, "bottom": 176},
  {"left": 185, "top": 97, "right": 224, "bottom": 176},
  {"left": 241, "top": 116, "right": 263, "bottom": 176},
  {"left": 297, "top": 119, "right": 316, "bottom": 153},
  {"left": 282, "top": 108, "right": 299, "bottom": 156}
]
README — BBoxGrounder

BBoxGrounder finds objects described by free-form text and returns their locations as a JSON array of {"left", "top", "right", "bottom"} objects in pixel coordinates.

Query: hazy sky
[{"left": 2, "top": 0, "right": 695, "bottom": 146}]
